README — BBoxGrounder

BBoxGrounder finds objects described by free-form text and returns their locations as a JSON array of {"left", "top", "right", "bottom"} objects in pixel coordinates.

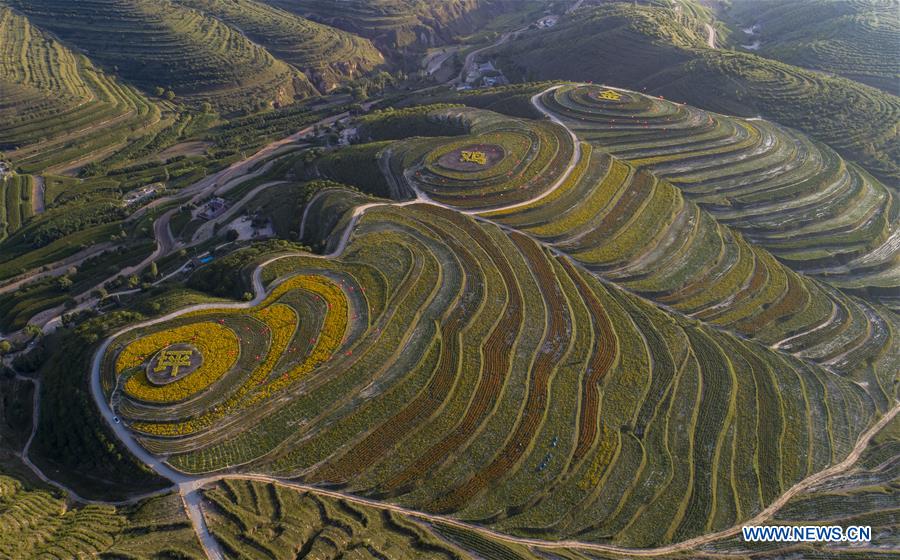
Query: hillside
[
  {"left": 490, "top": 3, "right": 900, "bottom": 183},
  {"left": 177, "top": 0, "right": 384, "bottom": 92},
  {"left": 9, "top": 0, "right": 316, "bottom": 112},
  {"left": 701, "top": 414, "right": 900, "bottom": 557},
  {"left": 0, "top": 478, "right": 206, "bottom": 558},
  {"left": 326, "top": 104, "right": 898, "bottom": 379},
  {"left": 199, "top": 478, "right": 558, "bottom": 559},
  {"left": 103, "top": 199, "right": 883, "bottom": 547},
  {"left": 267, "top": 0, "right": 520, "bottom": 51},
  {"left": 92, "top": 98, "right": 897, "bottom": 549},
  {"left": 0, "top": 6, "right": 162, "bottom": 174},
  {"left": 0, "top": 7, "right": 93, "bottom": 127},
  {"left": 6, "top": 470, "right": 715, "bottom": 559},
  {"left": 727, "top": 0, "right": 900, "bottom": 95},
  {"left": 0, "top": 6, "right": 897, "bottom": 558},
  {"left": 538, "top": 85, "right": 900, "bottom": 293}
]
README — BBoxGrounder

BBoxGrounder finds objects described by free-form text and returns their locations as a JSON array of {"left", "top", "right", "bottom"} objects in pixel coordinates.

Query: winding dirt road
[
  {"left": 31, "top": 176, "right": 45, "bottom": 214},
  {"left": 454, "top": 21, "right": 532, "bottom": 85},
  {"left": 181, "top": 402, "right": 899, "bottom": 558}
]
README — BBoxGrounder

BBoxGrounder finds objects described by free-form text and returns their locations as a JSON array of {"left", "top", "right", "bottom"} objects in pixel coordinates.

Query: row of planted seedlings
[{"left": 166, "top": 213, "right": 447, "bottom": 473}]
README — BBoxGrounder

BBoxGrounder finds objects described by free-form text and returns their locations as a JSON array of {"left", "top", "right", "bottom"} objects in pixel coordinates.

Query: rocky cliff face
[
  {"left": 270, "top": 0, "right": 520, "bottom": 53},
  {"left": 389, "top": 0, "right": 522, "bottom": 50},
  {"left": 305, "top": 58, "right": 377, "bottom": 93}
]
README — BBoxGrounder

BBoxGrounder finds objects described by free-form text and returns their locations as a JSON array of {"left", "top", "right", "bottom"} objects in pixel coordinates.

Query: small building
[
  {"left": 188, "top": 253, "right": 214, "bottom": 270},
  {"left": 476, "top": 61, "right": 497, "bottom": 74},
  {"left": 338, "top": 127, "right": 358, "bottom": 147},
  {"left": 483, "top": 75, "right": 509, "bottom": 88},
  {"left": 123, "top": 182, "right": 163, "bottom": 206},
  {"left": 0, "top": 162, "right": 10, "bottom": 179},
  {"left": 198, "top": 197, "right": 228, "bottom": 220},
  {"left": 536, "top": 16, "right": 558, "bottom": 28}
]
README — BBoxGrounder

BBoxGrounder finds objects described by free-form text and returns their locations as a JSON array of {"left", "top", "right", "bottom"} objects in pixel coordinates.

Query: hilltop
[
  {"left": 726, "top": 0, "right": 900, "bottom": 95},
  {"left": 490, "top": 1, "right": 900, "bottom": 183},
  {"left": 0, "top": 3, "right": 897, "bottom": 558}
]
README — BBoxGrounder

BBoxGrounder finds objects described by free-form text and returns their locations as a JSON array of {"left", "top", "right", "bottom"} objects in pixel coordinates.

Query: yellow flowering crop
[
  {"left": 229, "top": 303, "right": 298, "bottom": 402},
  {"left": 117, "top": 322, "right": 240, "bottom": 403},
  {"left": 257, "top": 277, "right": 348, "bottom": 397},
  {"left": 123, "top": 274, "right": 350, "bottom": 436}
]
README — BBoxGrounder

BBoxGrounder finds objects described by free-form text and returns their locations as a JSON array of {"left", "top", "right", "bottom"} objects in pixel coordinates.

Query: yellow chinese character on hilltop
[
  {"left": 461, "top": 151, "right": 487, "bottom": 165},
  {"left": 597, "top": 90, "right": 621, "bottom": 101},
  {"left": 155, "top": 349, "right": 193, "bottom": 377}
]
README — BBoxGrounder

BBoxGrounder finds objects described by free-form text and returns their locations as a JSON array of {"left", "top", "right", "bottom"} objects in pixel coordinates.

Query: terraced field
[
  {"left": 0, "top": 174, "right": 34, "bottom": 241},
  {"left": 730, "top": 0, "right": 900, "bottom": 95},
  {"left": 536, "top": 84, "right": 900, "bottom": 291},
  {"left": 332, "top": 103, "right": 896, "bottom": 402},
  {"left": 0, "top": 476, "right": 203, "bottom": 558},
  {"left": 4, "top": 2, "right": 895, "bottom": 555},
  {"left": 490, "top": 2, "right": 900, "bottom": 183},
  {"left": 701, "top": 414, "right": 900, "bottom": 558},
  {"left": 178, "top": 0, "right": 384, "bottom": 92},
  {"left": 406, "top": 110, "right": 577, "bottom": 210},
  {"left": 0, "top": 475, "right": 123, "bottom": 558},
  {"left": 105, "top": 273, "right": 350, "bottom": 440},
  {"left": 0, "top": 7, "right": 92, "bottom": 132},
  {"left": 201, "top": 478, "right": 472, "bottom": 559},
  {"left": 107, "top": 493, "right": 207, "bottom": 558},
  {"left": 9, "top": 0, "right": 315, "bottom": 112},
  {"left": 0, "top": 6, "right": 162, "bottom": 173},
  {"left": 103, "top": 199, "right": 885, "bottom": 547}
]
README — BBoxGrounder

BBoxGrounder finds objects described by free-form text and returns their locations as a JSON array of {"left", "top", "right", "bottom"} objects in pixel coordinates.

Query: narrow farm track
[
  {"left": 31, "top": 175, "right": 45, "bottom": 214},
  {"left": 454, "top": 21, "right": 533, "bottom": 85},
  {"left": 87, "top": 260, "right": 295, "bottom": 559},
  {"left": 6, "top": 370, "right": 175, "bottom": 507},
  {"left": 0, "top": 242, "right": 114, "bottom": 297}
]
